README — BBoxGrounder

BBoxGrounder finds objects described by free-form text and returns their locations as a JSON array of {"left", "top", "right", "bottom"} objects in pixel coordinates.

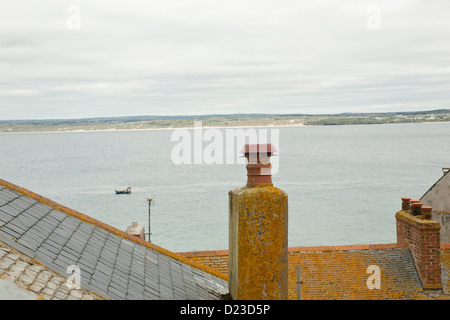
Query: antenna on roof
[{"left": 145, "top": 197, "right": 155, "bottom": 242}]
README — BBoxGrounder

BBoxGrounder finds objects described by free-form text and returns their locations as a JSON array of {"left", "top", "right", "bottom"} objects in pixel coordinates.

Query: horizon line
[{"left": 2, "top": 108, "right": 450, "bottom": 123}]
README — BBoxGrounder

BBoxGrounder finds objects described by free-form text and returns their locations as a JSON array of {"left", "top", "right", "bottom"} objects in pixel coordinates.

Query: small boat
[{"left": 115, "top": 187, "right": 131, "bottom": 194}]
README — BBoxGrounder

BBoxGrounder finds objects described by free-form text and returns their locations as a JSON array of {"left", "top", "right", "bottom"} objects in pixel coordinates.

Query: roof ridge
[
  {"left": 288, "top": 243, "right": 399, "bottom": 252},
  {"left": 179, "top": 243, "right": 401, "bottom": 257},
  {"left": 0, "top": 178, "right": 227, "bottom": 281}
]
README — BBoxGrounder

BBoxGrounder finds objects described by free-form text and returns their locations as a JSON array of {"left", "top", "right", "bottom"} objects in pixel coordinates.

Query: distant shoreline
[
  {"left": 1, "top": 110, "right": 450, "bottom": 134},
  {"left": 0, "top": 122, "right": 307, "bottom": 134},
  {"left": 2, "top": 120, "right": 450, "bottom": 135}
]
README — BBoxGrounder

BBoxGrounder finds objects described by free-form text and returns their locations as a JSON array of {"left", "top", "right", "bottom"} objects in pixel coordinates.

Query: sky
[{"left": 0, "top": 0, "right": 449, "bottom": 120}]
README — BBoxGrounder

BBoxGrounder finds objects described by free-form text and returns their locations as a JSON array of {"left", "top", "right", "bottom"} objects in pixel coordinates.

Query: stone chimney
[
  {"left": 228, "top": 144, "right": 288, "bottom": 300},
  {"left": 396, "top": 198, "right": 442, "bottom": 289},
  {"left": 125, "top": 222, "right": 145, "bottom": 241}
]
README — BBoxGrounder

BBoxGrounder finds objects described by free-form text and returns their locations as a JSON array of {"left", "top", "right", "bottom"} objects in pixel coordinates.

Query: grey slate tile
[
  {"left": 159, "top": 283, "right": 175, "bottom": 299},
  {"left": 11, "top": 213, "right": 40, "bottom": 229},
  {"left": 84, "top": 235, "right": 106, "bottom": 250},
  {"left": 8, "top": 220, "right": 29, "bottom": 235},
  {"left": 0, "top": 229, "right": 37, "bottom": 258},
  {"left": 110, "top": 273, "right": 128, "bottom": 291},
  {"left": 0, "top": 188, "right": 20, "bottom": 202},
  {"left": 12, "top": 196, "right": 38, "bottom": 210},
  {"left": 0, "top": 196, "right": 10, "bottom": 207},
  {"left": 128, "top": 276, "right": 145, "bottom": 289},
  {"left": 79, "top": 248, "right": 99, "bottom": 263},
  {"left": 0, "top": 225, "right": 22, "bottom": 238},
  {"left": 102, "top": 242, "right": 119, "bottom": 254},
  {"left": 35, "top": 247, "right": 57, "bottom": 266},
  {"left": 53, "top": 254, "right": 78, "bottom": 271},
  {"left": 0, "top": 209, "right": 14, "bottom": 225},
  {"left": 91, "top": 270, "right": 112, "bottom": 286},
  {"left": 78, "top": 251, "right": 97, "bottom": 265},
  {"left": 59, "top": 246, "right": 80, "bottom": 261},
  {"left": 0, "top": 204, "right": 23, "bottom": 217},
  {"left": 88, "top": 279, "right": 109, "bottom": 294},
  {"left": 96, "top": 257, "right": 114, "bottom": 270},
  {"left": 40, "top": 215, "right": 62, "bottom": 229},
  {"left": 47, "top": 209, "right": 66, "bottom": 222},
  {"left": 92, "top": 227, "right": 109, "bottom": 238},
  {"left": 16, "top": 235, "right": 40, "bottom": 251},
  {"left": 126, "top": 292, "right": 144, "bottom": 300},
  {"left": 67, "top": 230, "right": 90, "bottom": 245},
  {"left": 107, "top": 288, "right": 126, "bottom": 300},
  {"left": 143, "top": 290, "right": 160, "bottom": 300},
  {"left": 77, "top": 221, "right": 95, "bottom": 234},
  {"left": 25, "top": 203, "right": 52, "bottom": 220}
]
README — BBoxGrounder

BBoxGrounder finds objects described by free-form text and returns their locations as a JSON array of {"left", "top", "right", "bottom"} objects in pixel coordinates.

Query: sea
[{"left": 1, "top": 122, "right": 449, "bottom": 253}]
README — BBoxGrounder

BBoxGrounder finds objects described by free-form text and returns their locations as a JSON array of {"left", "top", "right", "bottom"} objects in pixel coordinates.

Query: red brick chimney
[{"left": 396, "top": 198, "right": 442, "bottom": 289}]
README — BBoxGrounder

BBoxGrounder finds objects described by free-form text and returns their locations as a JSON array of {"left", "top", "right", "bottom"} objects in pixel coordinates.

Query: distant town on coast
[{"left": 1, "top": 108, "right": 450, "bottom": 133}]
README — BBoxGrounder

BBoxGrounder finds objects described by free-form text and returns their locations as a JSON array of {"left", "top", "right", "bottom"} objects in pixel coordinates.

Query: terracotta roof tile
[{"left": 180, "top": 245, "right": 450, "bottom": 300}]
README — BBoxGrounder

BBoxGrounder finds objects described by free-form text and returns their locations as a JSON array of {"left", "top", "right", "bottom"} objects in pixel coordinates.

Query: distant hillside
[
  {"left": 1, "top": 109, "right": 449, "bottom": 133},
  {"left": 0, "top": 113, "right": 271, "bottom": 125}
]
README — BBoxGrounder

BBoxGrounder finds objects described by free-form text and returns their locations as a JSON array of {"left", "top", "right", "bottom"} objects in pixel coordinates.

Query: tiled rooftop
[
  {"left": 180, "top": 245, "right": 450, "bottom": 300},
  {"left": 0, "top": 181, "right": 228, "bottom": 300},
  {"left": 0, "top": 242, "right": 104, "bottom": 300}
]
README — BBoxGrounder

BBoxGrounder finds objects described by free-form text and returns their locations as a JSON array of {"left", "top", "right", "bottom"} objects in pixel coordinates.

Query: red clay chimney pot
[
  {"left": 243, "top": 144, "right": 276, "bottom": 187},
  {"left": 411, "top": 202, "right": 423, "bottom": 216},
  {"left": 422, "top": 206, "right": 433, "bottom": 219}
]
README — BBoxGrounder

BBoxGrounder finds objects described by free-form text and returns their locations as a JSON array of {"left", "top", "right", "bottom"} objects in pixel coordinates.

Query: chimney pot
[
  {"left": 401, "top": 197, "right": 412, "bottom": 211},
  {"left": 242, "top": 143, "right": 277, "bottom": 187},
  {"left": 411, "top": 202, "right": 423, "bottom": 216},
  {"left": 422, "top": 206, "right": 433, "bottom": 220},
  {"left": 125, "top": 222, "right": 145, "bottom": 240}
]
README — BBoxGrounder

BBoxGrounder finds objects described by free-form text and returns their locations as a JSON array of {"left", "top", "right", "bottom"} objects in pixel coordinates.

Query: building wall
[
  {"left": 432, "top": 211, "right": 450, "bottom": 243},
  {"left": 421, "top": 171, "right": 450, "bottom": 212},
  {"left": 420, "top": 170, "right": 450, "bottom": 243}
]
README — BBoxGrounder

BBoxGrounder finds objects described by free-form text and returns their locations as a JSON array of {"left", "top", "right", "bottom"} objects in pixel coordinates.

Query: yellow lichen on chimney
[{"left": 229, "top": 185, "right": 288, "bottom": 300}]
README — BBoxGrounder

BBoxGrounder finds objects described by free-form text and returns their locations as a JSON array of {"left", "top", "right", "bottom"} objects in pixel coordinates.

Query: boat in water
[{"left": 115, "top": 187, "right": 131, "bottom": 194}]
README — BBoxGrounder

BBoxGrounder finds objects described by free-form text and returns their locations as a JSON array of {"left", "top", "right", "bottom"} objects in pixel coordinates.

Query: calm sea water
[{"left": 1, "top": 123, "right": 449, "bottom": 252}]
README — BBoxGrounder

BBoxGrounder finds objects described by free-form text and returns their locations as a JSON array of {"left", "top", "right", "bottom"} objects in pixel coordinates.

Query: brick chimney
[
  {"left": 396, "top": 198, "right": 442, "bottom": 289},
  {"left": 228, "top": 144, "right": 288, "bottom": 300}
]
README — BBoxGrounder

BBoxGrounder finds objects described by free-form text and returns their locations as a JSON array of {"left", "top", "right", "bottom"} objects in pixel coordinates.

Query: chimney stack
[
  {"left": 396, "top": 198, "right": 442, "bottom": 289},
  {"left": 125, "top": 222, "right": 145, "bottom": 241},
  {"left": 228, "top": 144, "right": 288, "bottom": 300}
]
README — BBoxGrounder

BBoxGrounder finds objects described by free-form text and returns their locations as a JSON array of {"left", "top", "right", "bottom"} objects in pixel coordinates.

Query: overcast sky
[{"left": 0, "top": 0, "right": 449, "bottom": 120}]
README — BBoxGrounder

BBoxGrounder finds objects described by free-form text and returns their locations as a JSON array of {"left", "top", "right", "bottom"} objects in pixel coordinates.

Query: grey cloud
[{"left": 0, "top": 0, "right": 449, "bottom": 119}]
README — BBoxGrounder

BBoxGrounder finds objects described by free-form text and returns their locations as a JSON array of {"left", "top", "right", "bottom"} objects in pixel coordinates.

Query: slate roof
[{"left": 0, "top": 179, "right": 228, "bottom": 300}]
